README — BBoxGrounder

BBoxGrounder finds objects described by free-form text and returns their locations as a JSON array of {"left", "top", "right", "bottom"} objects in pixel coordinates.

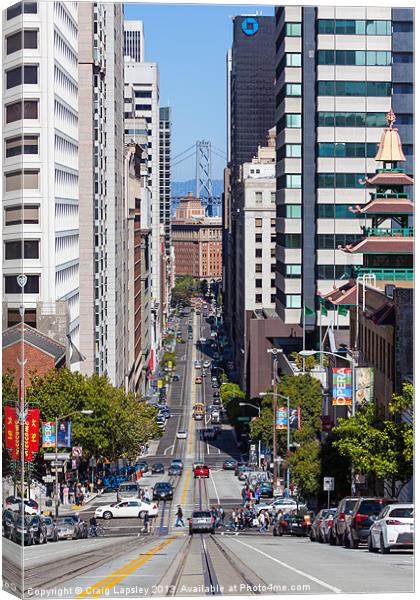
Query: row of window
[
  {"left": 317, "top": 111, "right": 388, "bottom": 127},
  {"left": 318, "top": 50, "right": 391, "bottom": 66},
  {"left": 255, "top": 278, "right": 276, "bottom": 289},
  {"left": 318, "top": 142, "right": 379, "bottom": 158},
  {"left": 4, "top": 204, "right": 39, "bottom": 225},
  {"left": 277, "top": 263, "right": 352, "bottom": 280},
  {"left": 255, "top": 248, "right": 277, "bottom": 258},
  {"left": 6, "top": 29, "right": 38, "bottom": 55},
  {"left": 5, "top": 169, "right": 39, "bottom": 192},
  {"left": 255, "top": 294, "right": 277, "bottom": 305},
  {"left": 6, "top": 65, "right": 38, "bottom": 89},
  {"left": 317, "top": 19, "right": 392, "bottom": 36},
  {"left": 318, "top": 81, "right": 391, "bottom": 97},
  {"left": 4, "top": 275, "right": 39, "bottom": 294},
  {"left": 5, "top": 134, "right": 38, "bottom": 158},
  {"left": 4, "top": 240, "right": 39, "bottom": 260},
  {"left": 277, "top": 203, "right": 373, "bottom": 219},
  {"left": 278, "top": 233, "right": 361, "bottom": 249},
  {"left": 6, "top": 2, "right": 37, "bottom": 20},
  {"left": 5, "top": 99, "right": 39, "bottom": 123},
  {"left": 254, "top": 191, "right": 276, "bottom": 204},
  {"left": 255, "top": 218, "right": 276, "bottom": 228}
]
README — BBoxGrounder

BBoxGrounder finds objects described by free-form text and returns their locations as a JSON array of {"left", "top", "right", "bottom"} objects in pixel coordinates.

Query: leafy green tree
[
  {"left": 26, "top": 369, "right": 161, "bottom": 461},
  {"left": 220, "top": 383, "right": 245, "bottom": 407},
  {"left": 2, "top": 369, "right": 18, "bottom": 405},
  {"left": 200, "top": 279, "right": 209, "bottom": 296},
  {"left": 333, "top": 383, "right": 413, "bottom": 497},
  {"left": 288, "top": 439, "right": 322, "bottom": 497}
]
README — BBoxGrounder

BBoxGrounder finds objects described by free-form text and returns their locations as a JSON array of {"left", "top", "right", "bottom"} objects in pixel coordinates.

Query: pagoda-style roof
[
  {"left": 322, "top": 281, "right": 357, "bottom": 306},
  {"left": 339, "top": 237, "right": 414, "bottom": 254},
  {"left": 349, "top": 197, "right": 414, "bottom": 215},
  {"left": 374, "top": 109, "right": 406, "bottom": 163},
  {"left": 363, "top": 170, "right": 414, "bottom": 187}
]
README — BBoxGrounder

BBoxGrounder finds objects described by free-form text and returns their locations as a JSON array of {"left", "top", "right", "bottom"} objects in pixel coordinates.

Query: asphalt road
[{"left": 2, "top": 306, "right": 414, "bottom": 597}]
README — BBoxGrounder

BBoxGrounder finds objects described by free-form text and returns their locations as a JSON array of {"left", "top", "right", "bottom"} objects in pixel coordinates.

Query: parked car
[
  {"left": 12, "top": 515, "right": 34, "bottom": 545},
  {"left": 27, "top": 515, "right": 48, "bottom": 544},
  {"left": 344, "top": 497, "right": 395, "bottom": 549},
  {"left": 211, "top": 382, "right": 219, "bottom": 389},
  {"left": 310, "top": 509, "right": 335, "bottom": 542},
  {"left": 41, "top": 515, "right": 58, "bottom": 542},
  {"left": 194, "top": 465, "right": 210, "bottom": 479},
  {"left": 259, "top": 482, "right": 274, "bottom": 498},
  {"left": 151, "top": 463, "right": 165, "bottom": 474},
  {"left": 5, "top": 496, "right": 40, "bottom": 515},
  {"left": 330, "top": 497, "right": 358, "bottom": 546},
  {"left": 153, "top": 482, "right": 174, "bottom": 502},
  {"left": 320, "top": 509, "right": 337, "bottom": 543},
  {"left": 234, "top": 461, "right": 248, "bottom": 476},
  {"left": 189, "top": 510, "right": 215, "bottom": 535},
  {"left": 203, "top": 360, "right": 211, "bottom": 368},
  {"left": 56, "top": 516, "right": 80, "bottom": 540},
  {"left": 368, "top": 503, "right": 413, "bottom": 553},
  {"left": 257, "top": 498, "right": 302, "bottom": 515},
  {"left": 95, "top": 499, "right": 158, "bottom": 520},
  {"left": 3, "top": 509, "right": 16, "bottom": 540},
  {"left": 68, "top": 514, "right": 88, "bottom": 539},
  {"left": 223, "top": 459, "right": 237, "bottom": 471}
]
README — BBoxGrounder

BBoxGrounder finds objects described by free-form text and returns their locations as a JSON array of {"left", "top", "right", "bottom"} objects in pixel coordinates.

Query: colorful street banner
[
  {"left": 157, "top": 379, "right": 163, "bottom": 389},
  {"left": 42, "top": 421, "right": 56, "bottom": 448},
  {"left": 57, "top": 420, "right": 71, "bottom": 447},
  {"left": 27, "top": 408, "right": 39, "bottom": 454},
  {"left": 4, "top": 406, "right": 17, "bottom": 449},
  {"left": 355, "top": 367, "right": 374, "bottom": 405},
  {"left": 24, "top": 418, "right": 32, "bottom": 462},
  {"left": 289, "top": 407, "right": 300, "bottom": 430},
  {"left": 332, "top": 368, "right": 352, "bottom": 406},
  {"left": 167, "top": 361, "right": 173, "bottom": 370},
  {"left": 276, "top": 407, "right": 287, "bottom": 430}
]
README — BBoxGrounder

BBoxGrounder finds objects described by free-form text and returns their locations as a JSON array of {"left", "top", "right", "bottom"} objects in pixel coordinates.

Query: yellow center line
[
  {"left": 180, "top": 465, "right": 191, "bottom": 506},
  {"left": 75, "top": 537, "right": 175, "bottom": 599}
]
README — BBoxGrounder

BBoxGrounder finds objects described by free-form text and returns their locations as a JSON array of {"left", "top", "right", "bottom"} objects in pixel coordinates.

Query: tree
[
  {"left": 200, "top": 279, "right": 209, "bottom": 296},
  {"left": 2, "top": 369, "right": 18, "bottom": 405},
  {"left": 333, "top": 383, "right": 413, "bottom": 497},
  {"left": 219, "top": 383, "right": 245, "bottom": 407},
  {"left": 25, "top": 369, "right": 161, "bottom": 461},
  {"left": 171, "top": 275, "right": 198, "bottom": 307}
]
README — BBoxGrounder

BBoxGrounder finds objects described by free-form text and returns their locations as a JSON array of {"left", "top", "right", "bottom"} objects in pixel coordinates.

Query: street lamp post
[
  {"left": 266, "top": 349, "right": 283, "bottom": 488},
  {"left": 299, "top": 349, "right": 357, "bottom": 494},
  {"left": 239, "top": 402, "right": 261, "bottom": 468},
  {"left": 53, "top": 410, "right": 93, "bottom": 518},
  {"left": 259, "top": 390, "right": 291, "bottom": 493}
]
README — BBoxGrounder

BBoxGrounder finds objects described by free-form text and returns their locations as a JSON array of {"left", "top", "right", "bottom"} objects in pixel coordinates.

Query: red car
[{"left": 194, "top": 465, "right": 210, "bottom": 478}]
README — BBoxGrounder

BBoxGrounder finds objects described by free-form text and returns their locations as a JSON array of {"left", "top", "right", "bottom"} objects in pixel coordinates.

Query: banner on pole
[
  {"left": 42, "top": 422, "right": 56, "bottom": 448},
  {"left": 355, "top": 367, "right": 374, "bottom": 405},
  {"left": 57, "top": 421, "right": 71, "bottom": 447},
  {"left": 4, "top": 406, "right": 17, "bottom": 449},
  {"left": 27, "top": 408, "right": 39, "bottom": 454},
  {"left": 289, "top": 407, "right": 300, "bottom": 430},
  {"left": 332, "top": 368, "right": 352, "bottom": 406},
  {"left": 276, "top": 407, "right": 287, "bottom": 430}
]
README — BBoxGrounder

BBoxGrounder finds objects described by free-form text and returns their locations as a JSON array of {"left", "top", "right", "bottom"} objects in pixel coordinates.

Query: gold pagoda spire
[{"left": 374, "top": 108, "right": 406, "bottom": 163}]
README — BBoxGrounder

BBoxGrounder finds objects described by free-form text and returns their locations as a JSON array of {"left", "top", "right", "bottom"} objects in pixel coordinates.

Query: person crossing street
[{"left": 175, "top": 505, "right": 185, "bottom": 527}]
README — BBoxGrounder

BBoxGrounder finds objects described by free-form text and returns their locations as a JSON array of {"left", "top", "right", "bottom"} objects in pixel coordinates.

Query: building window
[
  {"left": 286, "top": 144, "right": 302, "bottom": 158},
  {"left": 5, "top": 135, "right": 38, "bottom": 157},
  {"left": 255, "top": 264, "right": 262, "bottom": 273},
  {"left": 6, "top": 65, "right": 38, "bottom": 89},
  {"left": 286, "top": 174, "right": 301, "bottom": 189},
  {"left": 255, "top": 294, "right": 262, "bottom": 304},
  {"left": 4, "top": 204, "right": 39, "bottom": 225},
  {"left": 318, "top": 142, "right": 378, "bottom": 158},
  {"left": 255, "top": 218, "right": 263, "bottom": 228},
  {"left": 271, "top": 294, "right": 276, "bottom": 303},
  {"left": 6, "top": 30, "right": 38, "bottom": 54},
  {"left": 271, "top": 279, "right": 276, "bottom": 288},
  {"left": 7, "top": 2, "right": 37, "bottom": 20},
  {"left": 318, "top": 81, "right": 391, "bottom": 97},
  {"left": 316, "top": 265, "right": 352, "bottom": 280},
  {"left": 287, "top": 264, "right": 301, "bottom": 277},
  {"left": 271, "top": 234, "right": 276, "bottom": 243},
  {"left": 318, "top": 111, "right": 387, "bottom": 127},
  {"left": 285, "top": 205, "right": 302, "bottom": 218},
  {"left": 286, "top": 294, "right": 301, "bottom": 308},
  {"left": 285, "top": 22, "right": 302, "bottom": 36},
  {"left": 317, "top": 234, "right": 360, "bottom": 249},
  {"left": 255, "top": 191, "right": 262, "bottom": 204},
  {"left": 255, "top": 233, "right": 262, "bottom": 243},
  {"left": 271, "top": 248, "right": 276, "bottom": 257},
  {"left": 286, "top": 83, "right": 302, "bottom": 96},
  {"left": 6, "top": 100, "right": 38, "bottom": 123},
  {"left": 279, "top": 234, "right": 302, "bottom": 248},
  {"left": 285, "top": 114, "right": 301, "bottom": 128},
  {"left": 317, "top": 204, "right": 359, "bottom": 219},
  {"left": 286, "top": 53, "right": 301, "bottom": 67},
  {"left": 255, "top": 248, "right": 262, "bottom": 258},
  {"left": 271, "top": 218, "right": 276, "bottom": 228},
  {"left": 271, "top": 192, "right": 276, "bottom": 203},
  {"left": 317, "top": 19, "right": 391, "bottom": 36},
  {"left": 271, "top": 264, "right": 276, "bottom": 272},
  {"left": 318, "top": 50, "right": 391, "bottom": 66},
  {"left": 317, "top": 173, "right": 366, "bottom": 188},
  {"left": 393, "top": 83, "right": 414, "bottom": 94},
  {"left": 255, "top": 279, "right": 262, "bottom": 288},
  {"left": 5, "top": 240, "right": 39, "bottom": 260},
  {"left": 5, "top": 169, "right": 39, "bottom": 192},
  {"left": 4, "top": 274, "right": 40, "bottom": 294}
]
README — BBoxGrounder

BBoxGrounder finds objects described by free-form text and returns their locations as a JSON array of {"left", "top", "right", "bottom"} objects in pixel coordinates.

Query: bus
[{"left": 193, "top": 402, "right": 205, "bottom": 420}]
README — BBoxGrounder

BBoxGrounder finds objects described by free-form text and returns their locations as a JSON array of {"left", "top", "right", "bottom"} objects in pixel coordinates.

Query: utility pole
[{"left": 267, "top": 348, "right": 282, "bottom": 488}]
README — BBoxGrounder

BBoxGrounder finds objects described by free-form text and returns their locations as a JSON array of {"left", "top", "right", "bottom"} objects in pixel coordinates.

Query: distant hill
[{"left": 171, "top": 180, "right": 224, "bottom": 199}]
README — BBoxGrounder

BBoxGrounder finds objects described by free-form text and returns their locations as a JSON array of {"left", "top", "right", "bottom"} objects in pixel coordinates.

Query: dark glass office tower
[{"left": 224, "top": 14, "right": 276, "bottom": 353}]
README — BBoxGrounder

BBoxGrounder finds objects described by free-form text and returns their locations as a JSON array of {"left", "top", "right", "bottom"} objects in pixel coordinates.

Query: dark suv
[
  {"left": 330, "top": 497, "right": 358, "bottom": 546},
  {"left": 344, "top": 497, "right": 395, "bottom": 549}
]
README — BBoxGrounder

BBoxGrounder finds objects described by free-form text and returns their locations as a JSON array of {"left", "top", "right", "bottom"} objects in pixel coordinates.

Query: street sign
[
  {"left": 50, "top": 461, "right": 64, "bottom": 468},
  {"left": 72, "top": 446, "right": 82, "bottom": 458},
  {"left": 50, "top": 467, "right": 62, "bottom": 473},
  {"left": 237, "top": 416, "right": 250, "bottom": 422},
  {"left": 323, "top": 477, "right": 335, "bottom": 491},
  {"left": 44, "top": 453, "right": 71, "bottom": 461},
  {"left": 43, "top": 475, "right": 54, "bottom": 483}
]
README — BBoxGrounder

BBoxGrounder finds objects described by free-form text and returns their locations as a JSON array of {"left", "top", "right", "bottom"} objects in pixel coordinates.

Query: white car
[
  {"left": 203, "top": 360, "right": 210, "bottom": 368},
  {"left": 257, "top": 498, "right": 301, "bottom": 515},
  {"left": 5, "top": 497, "right": 40, "bottom": 515},
  {"left": 194, "top": 360, "right": 201, "bottom": 369},
  {"left": 368, "top": 503, "right": 413, "bottom": 553},
  {"left": 95, "top": 500, "right": 158, "bottom": 520},
  {"left": 177, "top": 430, "right": 187, "bottom": 439}
]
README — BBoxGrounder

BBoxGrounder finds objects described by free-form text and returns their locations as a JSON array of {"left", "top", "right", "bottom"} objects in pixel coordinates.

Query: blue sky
[{"left": 124, "top": 3, "right": 274, "bottom": 180}]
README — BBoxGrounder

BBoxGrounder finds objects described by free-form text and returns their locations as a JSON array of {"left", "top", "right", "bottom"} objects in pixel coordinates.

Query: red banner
[
  {"left": 11, "top": 414, "right": 20, "bottom": 461},
  {"left": 27, "top": 408, "right": 40, "bottom": 453},
  {"left": 4, "top": 406, "right": 17, "bottom": 449}
]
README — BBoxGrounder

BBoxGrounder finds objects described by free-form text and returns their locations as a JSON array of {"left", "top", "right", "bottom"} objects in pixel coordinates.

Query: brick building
[
  {"left": 172, "top": 193, "right": 222, "bottom": 280},
  {"left": 3, "top": 323, "right": 66, "bottom": 389}
]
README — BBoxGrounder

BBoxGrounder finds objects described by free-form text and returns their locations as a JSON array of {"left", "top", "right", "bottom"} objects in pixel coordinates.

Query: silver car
[
  {"left": 41, "top": 516, "right": 58, "bottom": 542},
  {"left": 56, "top": 516, "right": 78, "bottom": 540},
  {"left": 189, "top": 510, "right": 215, "bottom": 535}
]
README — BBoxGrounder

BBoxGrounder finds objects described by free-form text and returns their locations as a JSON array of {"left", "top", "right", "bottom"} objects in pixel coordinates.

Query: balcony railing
[
  {"left": 354, "top": 267, "right": 413, "bottom": 281},
  {"left": 364, "top": 227, "right": 414, "bottom": 237},
  {"left": 376, "top": 168, "right": 405, "bottom": 174},
  {"left": 371, "top": 192, "right": 409, "bottom": 200}
]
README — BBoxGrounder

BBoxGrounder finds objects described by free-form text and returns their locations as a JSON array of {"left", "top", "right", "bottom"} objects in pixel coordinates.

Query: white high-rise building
[
  {"left": 2, "top": 1, "right": 80, "bottom": 357},
  {"left": 124, "top": 19, "right": 144, "bottom": 63},
  {"left": 125, "top": 58, "right": 161, "bottom": 365}
]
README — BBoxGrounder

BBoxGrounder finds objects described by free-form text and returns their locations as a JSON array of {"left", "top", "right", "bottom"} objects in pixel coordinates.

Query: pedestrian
[
  {"left": 175, "top": 505, "right": 184, "bottom": 527},
  {"left": 255, "top": 485, "right": 261, "bottom": 504},
  {"left": 63, "top": 484, "right": 69, "bottom": 505},
  {"left": 143, "top": 511, "right": 150, "bottom": 534},
  {"left": 258, "top": 511, "right": 266, "bottom": 533},
  {"left": 69, "top": 484, "right": 75, "bottom": 505},
  {"left": 219, "top": 506, "right": 225, "bottom": 526},
  {"left": 241, "top": 486, "right": 247, "bottom": 506},
  {"left": 144, "top": 488, "right": 150, "bottom": 502}
]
